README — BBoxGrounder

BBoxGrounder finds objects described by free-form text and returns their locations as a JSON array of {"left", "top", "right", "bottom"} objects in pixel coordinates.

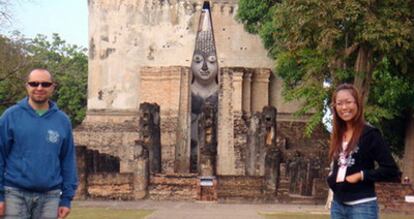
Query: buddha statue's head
[
  {"left": 191, "top": 51, "right": 218, "bottom": 85},
  {"left": 191, "top": 4, "right": 218, "bottom": 86}
]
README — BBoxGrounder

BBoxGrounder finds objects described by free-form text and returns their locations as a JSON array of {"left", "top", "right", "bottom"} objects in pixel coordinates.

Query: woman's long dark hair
[{"left": 329, "top": 83, "right": 365, "bottom": 162}]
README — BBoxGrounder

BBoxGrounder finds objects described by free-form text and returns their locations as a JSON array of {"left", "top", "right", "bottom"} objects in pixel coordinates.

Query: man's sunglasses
[{"left": 27, "top": 81, "right": 54, "bottom": 88}]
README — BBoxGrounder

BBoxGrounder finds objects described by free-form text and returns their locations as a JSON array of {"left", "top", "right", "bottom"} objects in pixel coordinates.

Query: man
[{"left": 0, "top": 69, "right": 78, "bottom": 219}]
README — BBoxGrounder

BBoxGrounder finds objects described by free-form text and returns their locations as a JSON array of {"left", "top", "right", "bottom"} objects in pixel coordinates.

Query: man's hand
[
  {"left": 0, "top": 202, "right": 5, "bottom": 216},
  {"left": 346, "top": 172, "right": 362, "bottom": 183},
  {"left": 58, "top": 206, "right": 70, "bottom": 219}
]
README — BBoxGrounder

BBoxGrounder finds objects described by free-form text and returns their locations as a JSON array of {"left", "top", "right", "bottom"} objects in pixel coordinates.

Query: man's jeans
[
  {"left": 3, "top": 186, "right": 61, "bottom": 219},
  {"left": 331, "top": 199, "right": 379, "bottom": 219}
]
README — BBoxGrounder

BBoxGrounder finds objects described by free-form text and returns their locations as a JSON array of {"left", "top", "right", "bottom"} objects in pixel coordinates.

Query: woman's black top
[{"left": 327, "top": 124, "right": 401, "bottom": 203}]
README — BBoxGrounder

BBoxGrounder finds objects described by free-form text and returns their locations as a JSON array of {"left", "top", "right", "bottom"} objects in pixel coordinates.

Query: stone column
[
  {"left": 75, "top": 146, "right": 87, "bottom": 200},
  {"left": 217, "top": 68, "right": 237, "bottom": 175},
  {"left": 269, "top": 72, "right": 278, "bottom": 108},
  {"left": 251, "top": 68, "right": 271, "bottom": 113},
  {"left": 403, "top": 112, "right": 414, "bottom": 182},
  {"left": 131, "top": 145, "right": 149, "bottom": 199},
  {"left": 198, "top": 101, "right": 217, "bottom": 176},
  {"left": 133, "top": 157, "right": 149, "bottom": 199},
  {"left": 138, "top": 103, "right": 161, "bottom": 174},
  {"left": 233, "top": 71, "right": 244, "bottom": 113},
  {"left": 175, "top": 67, "right": 192, "bottom": 173},
  {"left": 242, "top": 70, "right": 252, "bottom": 115},
  {"left": 233, "top": 70, "right": 247, "bottom": 175},
  {"left": 246, "top": 114, "right": 260, "bottom": 176}
]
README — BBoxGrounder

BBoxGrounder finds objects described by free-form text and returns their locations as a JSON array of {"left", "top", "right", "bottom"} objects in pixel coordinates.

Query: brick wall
[
  {"left": 376, "top": 182, "right": 414, "bottom": 214},
  {"left": 217, "top": 176, "right": 271, "bottom": 202},
  {"left": 87, "top": 173, "right": 135, "bottom": 200},
  {"left": 277, "top": 121, "right": 329, "bottom": 158},
  {"left": 149, "top": 173, "right": 198, "bottom": 200},
  {"left": 75, "top": 146, "right": 122, "bottom": 199}
]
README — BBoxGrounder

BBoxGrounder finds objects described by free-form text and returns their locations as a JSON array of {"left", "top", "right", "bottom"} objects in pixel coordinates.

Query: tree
[
  {"left": 0, "top": 0, "right": 12, "bottom": 27},
  {"left": 238, "top": 0, "right": 414, "bottom": 155},
  {"left": 0, "top": 32, "right": 31, "bottom": 112},
  {"left": 0, "top": 0, "right": 26, "bottom": 29},
  {"left": 27, "top": 33, "right": 88, "bottom": 126}
]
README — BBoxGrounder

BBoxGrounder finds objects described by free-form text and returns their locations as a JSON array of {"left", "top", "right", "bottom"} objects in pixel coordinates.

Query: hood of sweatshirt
[{"left": 17, "top": 97, "right": 59, "bottom": 118}]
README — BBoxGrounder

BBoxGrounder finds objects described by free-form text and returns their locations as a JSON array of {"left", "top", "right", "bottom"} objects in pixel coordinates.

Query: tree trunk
[
  {"left": 403, "top": 109, "right": 414, "bottom": 183},
  {"left": 353, "top": 46, "right": 373, "bottom": 104}
]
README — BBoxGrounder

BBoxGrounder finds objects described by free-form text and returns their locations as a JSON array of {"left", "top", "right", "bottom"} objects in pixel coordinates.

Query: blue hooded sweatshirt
[{"left": 0, "top": 97, "right": 78, "bottom": 207}]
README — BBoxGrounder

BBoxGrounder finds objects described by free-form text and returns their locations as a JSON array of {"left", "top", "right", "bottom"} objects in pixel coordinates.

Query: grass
[
  {"left": 262, "top": 212, "right": 414, "bottom": 219},
  {"left": 65, "top": 207, "right": 413, "bottom": 219},
  {"left": 67, "top": 207, "right": 154, "bottom": 219}
]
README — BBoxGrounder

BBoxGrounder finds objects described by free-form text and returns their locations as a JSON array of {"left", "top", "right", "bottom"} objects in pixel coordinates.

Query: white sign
[
  {"left": 405, "top": 195, "right": 414, "bottom": 203},
  {"left": 200, "top": 179, "right": 214, "bottom": 186}
]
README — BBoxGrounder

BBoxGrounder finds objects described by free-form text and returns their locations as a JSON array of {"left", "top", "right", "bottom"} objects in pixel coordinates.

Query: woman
[{"left": 327, "top": 83, "right": 400, "bottom": 219}]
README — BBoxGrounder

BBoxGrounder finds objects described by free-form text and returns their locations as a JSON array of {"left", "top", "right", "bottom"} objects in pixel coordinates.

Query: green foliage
[
  {"left": 366, "top": 58, "right": 414, "bottom": 156},
  {"left": 26, "top": 34, "right": 88, "bottom": 126},
  {"left": 237, "top": 0, "right": 278, "bottom": 55},
  {"left": 237, "top": 0, "right": 275, "bottom": 34},
  {"left": 0, "top": 33, "right": 31, "bottom": 112},
  {"left": 276, "top": 49, "right": 330, "bottom": 136},
  {"left": 0, "top": 33, "right": 88, "bottom": 127},
  {"left": 366, "top": 58, "right": 414, "bottom": 125},
  {"left": 238, "top": 0, "right": 414, "bottom": 154}
]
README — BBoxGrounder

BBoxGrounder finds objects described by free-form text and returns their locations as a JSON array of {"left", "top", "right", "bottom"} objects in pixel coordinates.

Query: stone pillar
[
  {"left": 269, "top": 73, "right": 278, "bottom": 108},
  {"left": 246, "top": 114, "right": 260, "bottom": 176},
  {"left": 265, "top": 148, "right": 282, "bottom": 193},
  {"left": 138, "top": 103, "right": 161, "bottom": 174},
  {"left": 251, "top": 68, "right": 271, "bottom": 113},
  {"left": 131, "top": 144, "right": 149, "bottom": 199},
  {"left": 198, "top": 101, "right": 217, "bottom": 176},
  {"left": 233, "top": 70, "right": 247, "bottom": 174},
  {"left": 75, "top": 146, "right": 87, "bottom": 200},
  {"left": 217, "top": 68, "right": 237, "bottom": 175},
  {"left": 233, "top": 71, "right": 244, "bottom": 113},
  {"left": 242, "top": 70, "right": 252, "bottom": 115},
  {"left": 175, "top": 67, "right": 192, "bottom": 173},
  {"left": 403, "top": 112, "right": 414, "bottom": 182},
  {"left": 133, "top": 158, "right": 149, "bottom": 199}
]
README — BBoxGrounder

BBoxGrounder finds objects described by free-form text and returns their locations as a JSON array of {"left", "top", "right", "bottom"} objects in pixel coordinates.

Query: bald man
[{"left": 0, "top": 69, "right": 78, "bottom": 219}]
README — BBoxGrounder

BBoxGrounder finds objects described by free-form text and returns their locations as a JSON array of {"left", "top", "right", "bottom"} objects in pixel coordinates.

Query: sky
[{"left": 3, "top": 0, "right": 88, "bottom": 47}]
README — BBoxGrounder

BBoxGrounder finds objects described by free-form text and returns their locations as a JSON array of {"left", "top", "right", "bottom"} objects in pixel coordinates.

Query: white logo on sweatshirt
[{"left": 47, "top": 130, "right": 60, "bottom": 143}]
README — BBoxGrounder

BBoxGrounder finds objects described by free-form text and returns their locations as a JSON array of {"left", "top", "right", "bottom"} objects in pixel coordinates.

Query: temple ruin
[{"left": 73, "top": 0, "right": 414, "bottom": 206}]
